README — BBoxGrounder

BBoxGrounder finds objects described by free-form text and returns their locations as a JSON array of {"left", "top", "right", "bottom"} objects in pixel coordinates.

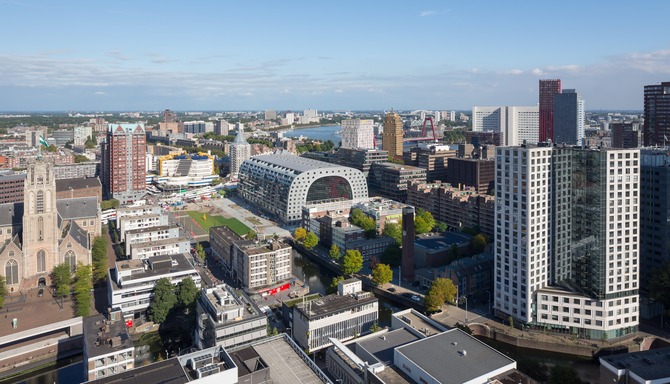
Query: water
[
  {"left": 285, "top": 125, "right": 341, "bottom": 145},
  {"left": 1, "top": 356, "right": 83, "bottom": 384}
]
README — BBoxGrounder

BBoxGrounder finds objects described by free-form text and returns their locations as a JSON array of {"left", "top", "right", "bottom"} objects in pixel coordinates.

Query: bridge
[{"left": 404, "top": 117, "right": 438, "bottom": 142}]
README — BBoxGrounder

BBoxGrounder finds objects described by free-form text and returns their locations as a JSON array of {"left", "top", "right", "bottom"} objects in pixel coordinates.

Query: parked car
[
  {"left": 387, "top": 287, "right": 396, "bottom": 292},
  {"left": 411, "top": 295, "right": 422, "bottom": 302}
]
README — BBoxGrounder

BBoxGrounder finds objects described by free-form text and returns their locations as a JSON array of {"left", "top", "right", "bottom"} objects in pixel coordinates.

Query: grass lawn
[{"left": 186, "top": 211, "right": 251, "bottom": 236}]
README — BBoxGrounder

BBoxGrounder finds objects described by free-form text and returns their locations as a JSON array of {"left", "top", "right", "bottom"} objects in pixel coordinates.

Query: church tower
[{"left": 22, "top": 158, "right": 60, "bottom": 286}]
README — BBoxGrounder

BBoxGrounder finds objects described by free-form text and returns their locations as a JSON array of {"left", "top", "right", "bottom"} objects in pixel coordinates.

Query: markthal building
[{"left": 238, "top": 151, "right": 368, "bottom": 224}]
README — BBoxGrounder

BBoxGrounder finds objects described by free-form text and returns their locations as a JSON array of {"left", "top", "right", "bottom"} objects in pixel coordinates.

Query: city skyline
[{"left": 1, "top": 1, "right": 669, "bottom": 111}]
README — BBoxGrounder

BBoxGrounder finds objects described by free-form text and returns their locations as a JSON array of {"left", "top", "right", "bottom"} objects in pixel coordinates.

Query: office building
[
  {"left": 553, "top": 89, "right": 585, "bottom": 145},
  {"left": 194, "top": 284, "right": 268, "bottom": 349},
  {"left": 336, "top": 148, "right": 388, "bottom": 177},
  {"left": 232, "top": 238, "right": 292, "bottom": 290},
  {"left": 291, "top": 279, "right": 378, "bottom": 353},
  {"left": 214, "top": 119, "right": 230, "bottom": 136},
  {"left": 404, "top": 144, "right": 456, "bottom": 182},
  {"left": 539, "top": 79, "right": 562, "bottom": 142},
  {"left": 368, "top": 162, "right": 426, "bottom": 202},
  {"left": 495, "top": 144, "right": 639, "bottom": 340},
  {"left": 209, "top": 226, "right": 244, "bottom": 275},
  {"left": 0, "top": 158, "right": 93, "bottom": 291},
  {"left": 155, "top": 152, "right": 217, "bottom": 188},
  {"left": 611, "top": 122, "right": 642, "bottom": 149},
  {"left": 101, "top": 123, "right": 147, "bottom": 203},
  {"left": 115, "top": 205, "right": 162, "bottom": 222},
  {"left": 341, "top": 119, "right": 375, "bottom": 150},
  {"left": 446, "top": 157, "right": 495, "bottom": 194},
  {"left": 0, "top": 172, "right": 25, "bottom": 204},
  {"left": 264, "top": 110, "right": 277, "bottom": 120},
  {"left": 83, "top": 313, "right": 135, "bottom": 382},
  {"left": 640, "top": 149, "right": 670, "bottom": 290},
  {"left": 107, "top": 254, "right": 201, "bottom": 321},
  {"left": 472, "top": 106, "right": 539, "bottom": 146},
  {"left": 238, "top": 152, "right": 368, "bottom": 224},
  {"left": 73, "top": 126, "right": 94, "bottom": 146},
  {"left": 382, "top": 111, "right": 403, "bottom": 160},
  {"left": 183, "top": 121, "right": 207, "bottom": 134},
  {"left": 50, "top": 129, "right": 74, "bottom": 147},
  {"left": 130, "top": 237, "right": 191, "bottom": 260},
  {"left": 643, "top": 81, "right": 670, "bottom": 147},
  {"left": 228, "top": 131, "right": 251, "bottom": 179}
]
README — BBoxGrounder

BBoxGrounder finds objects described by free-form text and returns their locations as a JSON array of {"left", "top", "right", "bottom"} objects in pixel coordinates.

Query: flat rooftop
[
  {"left": 112, "top": 253, "right": 196, "bottom": 287},
  {"left": 250, "top": 152, "right": 344, "bottom": 173},
  {"left": 89, "top": 357, "right": 187, "bottom": 384},
  {"left": 396, "top": 329, "right": 515, "bottom": 384},
  {"left": 84, "top": 314, "right": 133, "bottom": 359},
  {"left": 295, "top": 292, "right": 377, "bottom": 320},
  {"left": 355, "top": 328, "right": 419, "bottom": 365},
  {"left": 130, "top": 236, "right": 189, "bottom": 250},
  {"left": 601, "top": 347, "right": 670, "bottom": 381},
  {"left": 393, "top": 310, "right": 445, "bottom": 337},
  {"left": 415, "top": 232, "right": 472, "bottom": 250},
  {"left": 125, "top": 224, "right": 176, "bottom": 235}
]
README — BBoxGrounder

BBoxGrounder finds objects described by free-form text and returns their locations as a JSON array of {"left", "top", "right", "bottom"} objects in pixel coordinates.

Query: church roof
[
  {"left": 55, "top": 177, "right": 102, "bottom": 193},
  {"left": 0, "top": 203, "right": 23, "bottom": 227},
  {"left": 57, "top": 197, "right": 99, "bottom": 220},
  {"left": 61, "top": 220, "right": 89, "bottom": 249}
]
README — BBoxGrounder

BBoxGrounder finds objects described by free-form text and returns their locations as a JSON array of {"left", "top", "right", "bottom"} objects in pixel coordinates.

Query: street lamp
[{"left": 461, "top": 296, "right": 468, "bottom": 324}]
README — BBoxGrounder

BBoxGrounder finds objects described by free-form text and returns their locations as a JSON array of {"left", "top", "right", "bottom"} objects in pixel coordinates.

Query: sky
[{"left": 1, "top": 0, "right": 669, "bottom": 111}]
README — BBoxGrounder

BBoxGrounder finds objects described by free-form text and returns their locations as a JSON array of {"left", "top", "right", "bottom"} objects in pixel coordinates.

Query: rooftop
[
  {"left": 55, "top": 177, "right": 101, "bottom": 192},
  {"left": 84, "top": 314, "right": 134, "bottom": 359},
  {"left": 355, "top": 328, "right": 419, "bottom": 365},
  {"left": 89, "top": 357, "right": 187, "bottom": 384},
  {"left": 415, "top": 232, "right": 472, "bottom": 250},
  {"left": 125, "top": 224, "right": 176, "bottom": 236},
  {"left": 130, "top": 236, "right": 190, "bottom": 250},
  {"left": 395, "top": 329, "right": 516, "bottom": 384},
  {"left": 57, "top": 197, "right": 99, "bottom": 220},
  {"left": 249, "top": 152, "right": 343, "bottom": 173},
  {"left": 295, "top": 292, "right": 377, "bottom": 320},
  {"left": 112, "top": 253, "right": 196, "bottom": 288},
  {"left": 600, "top": 346, "right": 670, "bottom": 381},
  {"left": 393, "top": 309, "right": 445, "bottom": 337},
  {"left": 0, "top": 203, "right": 23, "bottom": 227}
]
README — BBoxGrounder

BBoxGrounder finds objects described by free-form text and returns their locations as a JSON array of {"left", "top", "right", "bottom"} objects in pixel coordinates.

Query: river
[{"left": 285, "top": 125, "right": 342, "bottom": 145}]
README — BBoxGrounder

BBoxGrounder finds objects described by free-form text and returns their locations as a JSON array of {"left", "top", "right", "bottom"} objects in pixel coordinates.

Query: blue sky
[{"left": 1, "top": 0, "right": 669, "bottom": 111}]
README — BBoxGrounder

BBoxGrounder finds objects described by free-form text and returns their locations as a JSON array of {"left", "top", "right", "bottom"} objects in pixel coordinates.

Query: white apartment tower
[
  {"left": 341, "top": 119, "right": 375, "bottom": 150},
  {"left": 472, "top": 106, "right": 539, "bottom": 146},
  {"left": 229, "top": 130, "right": 251, "bottom": 179},
  {"left": 494, "top": 144, "right": 639, "bottom": 340}
]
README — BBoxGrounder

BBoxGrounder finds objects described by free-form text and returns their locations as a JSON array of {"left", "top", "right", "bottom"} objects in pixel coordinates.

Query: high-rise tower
[
  {"left": 553, "top": 89, "right": 585, "bottom": 145},
  {"left": 341, "top": 119, "right": 375, "bottom": 150},
  {"left": 382, "top": 112, "right": 403, "bottom": 161},
  {"left": 229, "top": 130, "right": 251, "bottom": 179},
  {"left": 643, "top": 81, "right": 670, "bottom": 146},
  {"left": 494, "top": 144, "right": 639, "bottom": 340},
  {"left": 101, "top": 123, "right": 147, "bottom": 203},
  {"left": 539, "top": 79, "right": 561, "bottom": 142}
]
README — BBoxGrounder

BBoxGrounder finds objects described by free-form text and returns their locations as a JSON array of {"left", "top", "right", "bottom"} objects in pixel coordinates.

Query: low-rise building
[
  {"left": 115, "top": 205, "right": 162, "bottom": 222},
  {"left": 119, "top": 213, "right": 169, "bottom": 241},
  {"left": 53, "top": 161, "right": 100, "bottom": 179},
  {"left": 83, "top": 313, "right": 135, "bottom": 382},
  {"left": 194, "top": 284, "right": 268, "bottom": 350},
  {"left": 336, "top": 148, "right": 388, "bottom": 177},
  {"left": 124, "top": 225, "right": 180, "bottom": 256},
  {"left": 404, "top": 144, "right": 457, "bottom": 182},
  {"left": 107, "top": 254, "right": 201, "bottom": 321},
  {"left": 209, "top": 226, "right": 244, "bottom": 275},
  {"left": 415, "top": 252, "right": 494, "bottom": 299},
  {"left": 600, "top": 346, "right": 670, "bottom": 384},
  {"left": 130, "top": 237, "right": 191, "bottom": 260},
  {"left": 369, "top": 162, "right": 427, "bottom": 202},
  {"left": 291, "top": 279, "right": 378, "bottom": 353},
  {"left": 413, "top": 232, "right": 473, "bottom": 268},
  {"left": 346, "top": 236, "right": 396, "bottom": 263},
  {"left": 232, "top": 238, "right": 292, "bottom": 290},
  {"left": 0, "top": 172, "right": 25, "bottom": 204}
]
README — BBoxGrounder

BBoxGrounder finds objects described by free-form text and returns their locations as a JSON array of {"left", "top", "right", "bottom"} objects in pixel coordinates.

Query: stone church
[{"left": 0, "top": 158, "right": 99, "bottom": 292}]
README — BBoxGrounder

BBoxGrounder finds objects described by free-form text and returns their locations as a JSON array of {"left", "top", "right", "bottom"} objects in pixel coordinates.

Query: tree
[
  {"left": 195, "top": 243, "right": 206, "bottom": 261},
  {"left": 414, "top": 209, "right": 435, "bottom": 235},
  {"left": 434, "top": 221, "right": 448, "bottom": 233},
  {"left": 246, "top": 230, "right": 257, "bottom": 240},
  {"left": 371, "top": 263, "right": 393, "bottom": 286},
  {"left": 51, "top": 263, "right": 73, "bottom": 302},
  {"left": 424, "top": 277, "right": 457, "bottom": 312},
  {"left": 470, "top": 234, "right": 488, "bottom": 254},
  {"left": 293, "top": 227, "right": 307, "bottom": 242},
  {"left": 149, "top": 278, "right": 178, "bottom": 324},
  {"left": 342, "top": 250, "right": 363, "bottom": 275},
  {"left": 368, "top": 255, "right": 380, "bottom": 271},
  {"left": 73, "top": 263, "right": 93, "bottom": 317},
  {"left": 176, "top": 277, "right": 199, "bottom": 309},
  {"left": 0, "top": 276, "right": 8, "bottom": 308},
  {"left": 382, "top": 222, "right": 402, "bottom": 246},
  {"left": 329, "top": 244, "right": 341, "bottom": 261},
  {"left": 303, "top": 232, "right": 318, "bottom": 250},
  {"left": 328, "top": 276, "right": 344, "bottom": 294},
  {"left": 74, "top": 154, "right": 89, "bottom": 163},
  {"left": 46, "top": 144, "right": 57, "bottom": 152},
  {"left": 351, "top": 209, "right": 376, "bottom": 238},
  {"left": 85, "top": 136, "right": 96, "bottom": 149},
  {"left": 370, "top": 322, "right": 382, "bottom": 333},
  {"left": 100, "top": 199, "right": 120, "bottom": 210},
  {"left": 92, "top": 235, "right": 108, "bottom": 282}
]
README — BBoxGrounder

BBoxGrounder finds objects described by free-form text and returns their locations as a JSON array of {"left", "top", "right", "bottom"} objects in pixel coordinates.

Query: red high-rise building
[
  {"left": 539, "top": 79, "right": 561, "bottom": 142},
  {"left": 101, "top": 123, "right": 146, "bottom": 203}
]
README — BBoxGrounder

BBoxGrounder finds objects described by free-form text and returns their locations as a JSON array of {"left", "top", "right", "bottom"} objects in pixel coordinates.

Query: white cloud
[
  {"left": 419, "top": 10, "right": 436, "bottom": 17},
  {"left": 531, "top": 68, "right": 545, "bottom": 76}
]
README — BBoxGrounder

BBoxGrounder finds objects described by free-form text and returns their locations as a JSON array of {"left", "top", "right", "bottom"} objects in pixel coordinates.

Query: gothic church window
[
  {"left": 5, "top": 260, "right": 18, "bottom": 285},
  {"left": 64, "top": 251, "right": 76, "bottom": 272},
  {"left": 37, "top": 250, "right": 46, "bottom": 273}
]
